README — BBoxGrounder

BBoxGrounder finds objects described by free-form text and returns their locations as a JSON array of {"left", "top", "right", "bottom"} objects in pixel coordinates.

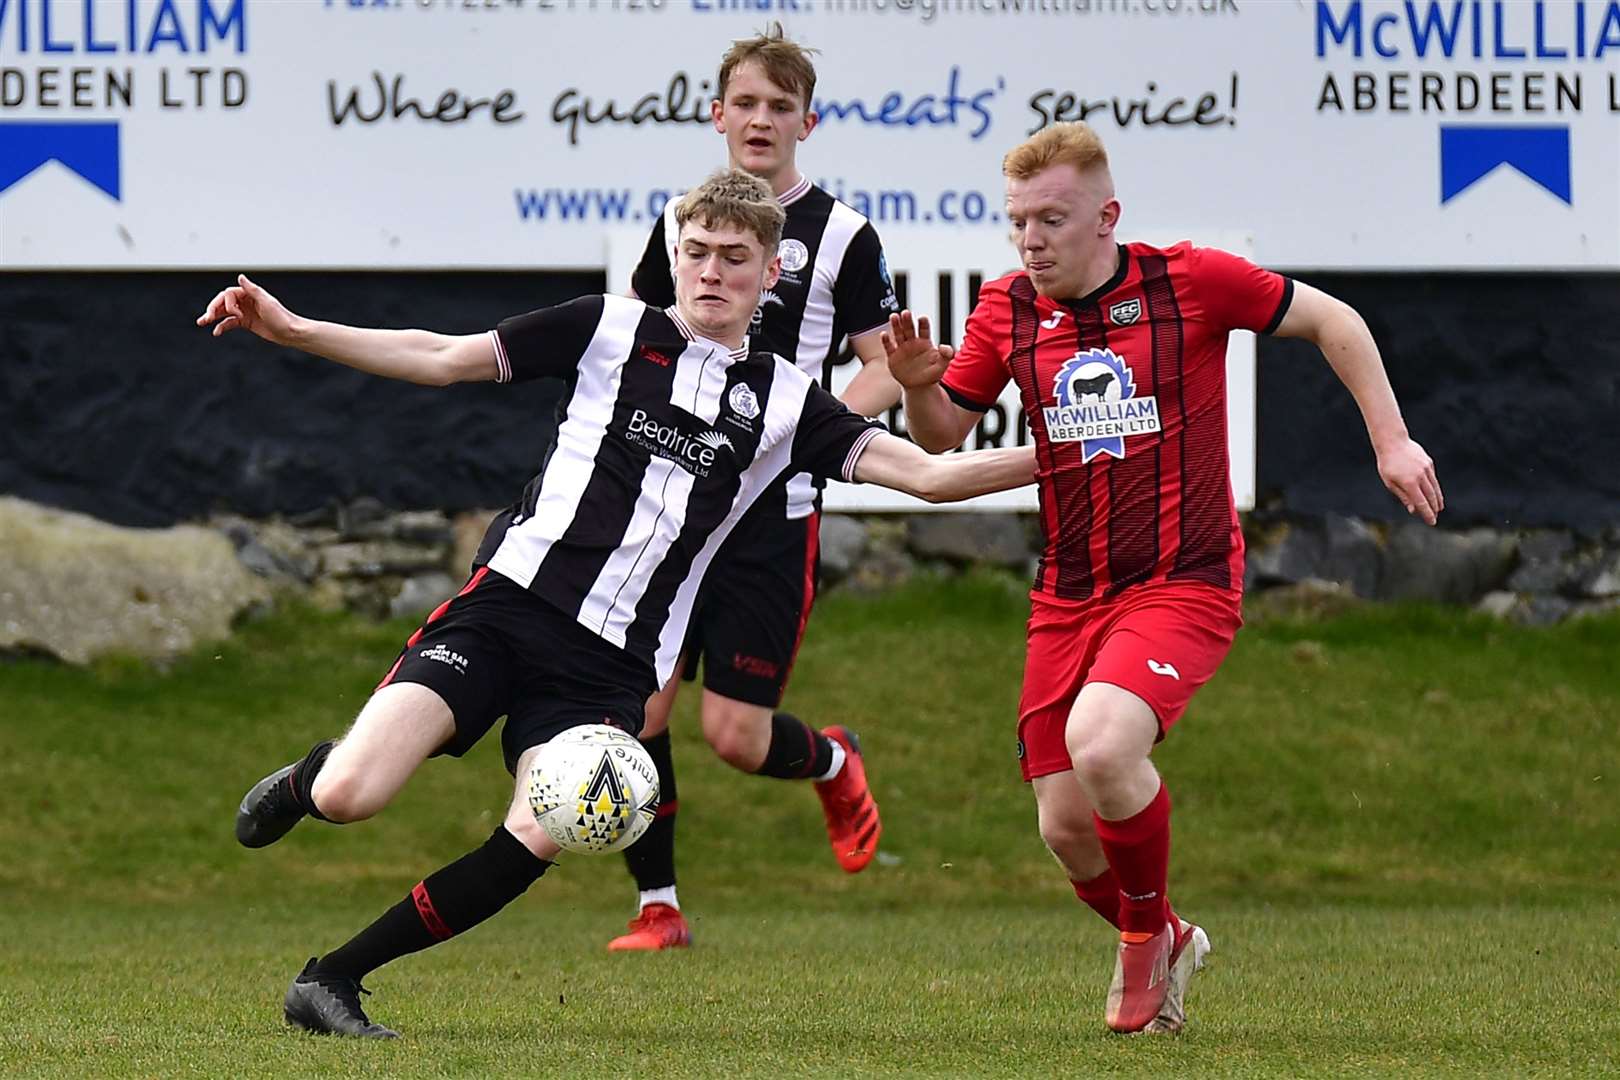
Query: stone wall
[
  {"left": 220, "top": 503, "right": 1620, "bottom": 629},
  {"left": 6, "top": 494, "right": 1614, "bottom": 666}
]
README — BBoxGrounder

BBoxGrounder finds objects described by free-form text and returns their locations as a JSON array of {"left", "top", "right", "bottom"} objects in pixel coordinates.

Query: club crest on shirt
[
  {"left": 779, "top": 239, "right": 810, "bottom": 273},
  {"left": 1045, "top": 348, "right": 1161, "bottom": 463},
  {"left": 1108, "top": 298, "right": 1142, "bottom": 327},
  {"left": 728, "top": 382, "right": 761, "bottom": 421}
]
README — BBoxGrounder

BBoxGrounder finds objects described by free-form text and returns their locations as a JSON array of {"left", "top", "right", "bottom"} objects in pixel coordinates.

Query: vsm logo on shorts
[
  {"left": 1044, "top": 348, "right": 1161, "bottom": 463},
  {"left": 419, "top": 643, "right": 469, "bottom": 675}
]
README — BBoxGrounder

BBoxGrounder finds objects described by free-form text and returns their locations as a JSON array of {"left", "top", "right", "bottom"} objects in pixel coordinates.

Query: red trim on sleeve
[
  {"left": 489, "top": 330, "right": 512, "bottom": 383},
  {"left": 840, "top": 426, "right": 884, "bottom": 482}
]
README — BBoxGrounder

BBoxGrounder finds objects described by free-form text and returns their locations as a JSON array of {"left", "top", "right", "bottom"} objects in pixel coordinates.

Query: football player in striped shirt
[
  {"left": 886, "top": 122, "right": 1442, "bottom": 1034},
  {"left": 616, "top": 26, "right": 903, "bottom": 951},
  {"left": 205, "top": 169, "right": 1034, "bottom": 1039}
]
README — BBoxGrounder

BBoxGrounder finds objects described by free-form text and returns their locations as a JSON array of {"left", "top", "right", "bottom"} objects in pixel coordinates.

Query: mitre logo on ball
[
  {"left": 1044, "top": 348, "right": 1161, "bottom": 463},
  {"left": 527, "top": 725, "right": 659, "bottom": 854}
]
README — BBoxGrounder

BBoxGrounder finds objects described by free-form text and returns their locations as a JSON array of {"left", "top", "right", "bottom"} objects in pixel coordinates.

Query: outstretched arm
[
  {"left": 1274, "top": 282, "right": 1443, "bottom": 525},
  {"left": 881, "top": 311, "right": 982, "bottom": 453},
  {"left": 850, "top": 431, "right": 1035, "bottom": 503},
  {"left": 197, "top": 274, "right": 497, "bottom": 387},
  {"left": 838, "top": 329, "right": 905, "bottom": 418}
]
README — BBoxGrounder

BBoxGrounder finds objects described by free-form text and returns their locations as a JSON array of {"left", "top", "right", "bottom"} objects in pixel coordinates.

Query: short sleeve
[
  {"left": 831, "top": 222, "right": 899, "bottom": 341},
  {"left": 938, "top": 283, "right": 1012, "bottom": 413},
  {"left": 1193, "top": 247, "right": 1293, "bottom": 335},
  {"left": 790, "top": 382, "right": 887, "bottom": 481},
  {"left": 629, "top": 214, "right": 676, "bottom": 307},
  {"left": 492, "top": 295, "right": 605, "bottom": 384}
]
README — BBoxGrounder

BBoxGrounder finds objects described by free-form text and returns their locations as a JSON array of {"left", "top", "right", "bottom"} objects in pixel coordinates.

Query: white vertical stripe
[
  {"left": 579, "top": 341, "right": 727, "bottom": 646},
  {"left": 661, "top": 196, "right": 681, "bottom": 279},
  {"left": 653, "top": 357, "right": 812, "bottom": 684},
  {"left": 783, "top": 199, "right": 866, "bottom": 518},
  {"left": 484, "top": 295, "right": 643, "bottom": 591}
]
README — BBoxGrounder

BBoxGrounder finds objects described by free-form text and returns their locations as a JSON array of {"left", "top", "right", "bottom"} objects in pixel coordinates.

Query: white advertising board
[{"left": 3, "top": 0, "right": 1617, "bottom": 270}]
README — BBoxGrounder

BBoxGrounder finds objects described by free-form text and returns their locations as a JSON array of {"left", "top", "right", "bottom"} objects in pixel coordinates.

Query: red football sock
[
  {"left": 1093, "top": 781, "right": 1173, "bottom": 936},
  {"left": 1070, "top": 868, "right": 1122, "bottom": 928}
]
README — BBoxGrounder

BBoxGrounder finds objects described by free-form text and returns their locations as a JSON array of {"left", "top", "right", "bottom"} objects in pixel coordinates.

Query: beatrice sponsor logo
[{"left": 625, "top": 408, "right": 734, "bottom": 478}]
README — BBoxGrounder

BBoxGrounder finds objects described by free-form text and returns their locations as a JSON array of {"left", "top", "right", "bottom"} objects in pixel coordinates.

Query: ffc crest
[
  {"left": 1108, "top": 298, "right": 1142, "bottom": 327},
  {"left": 1044, "top": 348, "right": 1161, "bottom": 463}
]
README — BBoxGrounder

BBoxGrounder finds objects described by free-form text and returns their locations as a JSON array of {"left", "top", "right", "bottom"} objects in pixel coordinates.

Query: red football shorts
[{"left": 1017, "top": 581, "right": 1243, "bottom": 781}]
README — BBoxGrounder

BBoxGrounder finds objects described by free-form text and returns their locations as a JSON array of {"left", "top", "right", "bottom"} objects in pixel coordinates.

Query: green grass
[{"left": 1, "top": 575, "right": 1617, "bottom": 1076}]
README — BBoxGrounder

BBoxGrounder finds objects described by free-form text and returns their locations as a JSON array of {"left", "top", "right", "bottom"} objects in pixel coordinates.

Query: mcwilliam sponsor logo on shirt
[{"left": 1044, "top": 348, "right": 1161, "bottom": 463}]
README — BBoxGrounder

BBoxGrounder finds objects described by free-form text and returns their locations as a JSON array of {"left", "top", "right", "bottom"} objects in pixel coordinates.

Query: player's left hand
[{"left": 1377, "top": 437, "right": 1443, "bottom": 525}]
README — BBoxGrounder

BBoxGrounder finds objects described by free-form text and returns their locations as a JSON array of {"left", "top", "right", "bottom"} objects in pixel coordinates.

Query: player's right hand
[
  {"left": 196, "top": 274, "right": 298, "bottom": 345},
  {"left": 881, "top": 310, "right": 955, "bottom": 389}
]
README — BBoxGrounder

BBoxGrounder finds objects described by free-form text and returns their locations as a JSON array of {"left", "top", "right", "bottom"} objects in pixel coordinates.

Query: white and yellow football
[{"left": 526, "top": 724, "right": 659, "bottom": 855}]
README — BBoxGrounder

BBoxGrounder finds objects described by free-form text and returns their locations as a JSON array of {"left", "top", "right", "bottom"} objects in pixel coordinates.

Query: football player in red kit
[{"left": 885, "top": 122, "right": 1442, "bottom": 1034}]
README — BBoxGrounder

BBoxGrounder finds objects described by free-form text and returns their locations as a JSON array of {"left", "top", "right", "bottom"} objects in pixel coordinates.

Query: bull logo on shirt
[{"left": 1046, "top": 348, "right": 1162, "bottom": 463}]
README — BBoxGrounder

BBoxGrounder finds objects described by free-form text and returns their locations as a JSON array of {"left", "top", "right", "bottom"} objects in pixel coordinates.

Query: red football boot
[
  {"left": 813, "top": 726, "right": 882, "bottom": 873},
  {"left": 606, "top": 903, "right": 691, "bottom": 952},
  {"left": 1105, "top": 920, "right": 1175, "bottom": 1033}
]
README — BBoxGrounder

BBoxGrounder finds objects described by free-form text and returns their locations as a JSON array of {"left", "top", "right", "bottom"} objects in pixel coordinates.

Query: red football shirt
[{"left": 941, "top": 241, "right": 1292, "bottom": 601}]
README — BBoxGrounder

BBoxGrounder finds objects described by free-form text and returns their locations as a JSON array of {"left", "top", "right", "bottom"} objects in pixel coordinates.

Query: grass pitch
[{"left": 1, "top": 575, "right": 1616, "bottom": 1077}]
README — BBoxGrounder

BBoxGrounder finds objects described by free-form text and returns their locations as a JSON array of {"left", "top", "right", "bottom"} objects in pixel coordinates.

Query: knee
[
  {"left": 1065, "top": 721, "right": 1141, "bottom": 793},
  {"left": 642, "top": 695, "right": 674, "bottom": 740},
  {"left": 701, "top": 705, "right": 764, "bottom": 771},
  {"left": 309, "top": 765, "right": 380, "bottom": 824},
  {"left": 1038, "top": 805, "right": 1101, "bottom": 867},
  {"left": 501, "top": 802, "right": 558, "bottom": 860}
]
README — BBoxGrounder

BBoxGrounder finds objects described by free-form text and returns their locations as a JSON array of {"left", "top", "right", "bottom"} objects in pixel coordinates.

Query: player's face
[
  {"left": 712, "top": 62, "right": 817, "bottom": 184},
  {"left": 673, "top": 218, "right": 782, "bottom": 344},
  {"left": 1006, "top": 164, "right": 1120, "bottom": 300}
]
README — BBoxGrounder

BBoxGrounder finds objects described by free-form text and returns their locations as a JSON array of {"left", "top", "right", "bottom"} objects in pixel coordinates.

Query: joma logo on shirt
[{"left": 626, "top": 409, "right": 734, "bottom": 477}]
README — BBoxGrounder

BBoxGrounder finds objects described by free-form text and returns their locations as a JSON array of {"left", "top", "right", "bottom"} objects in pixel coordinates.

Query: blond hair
[
  {"left": 717, "top": 22, "right": 818, "bottom": 109},
  {"left": 674, "top": 169, "right": 786, "bottom": 253},
  {"left": 1002, "top": 122, "right": 1110, "bottom": 180}
]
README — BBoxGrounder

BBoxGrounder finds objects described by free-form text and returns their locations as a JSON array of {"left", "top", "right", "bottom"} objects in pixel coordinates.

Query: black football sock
[
  {"left": 289, "top": 739, "right": 336, "bottom": 823},
  {"left": 623, "top": 731, "right": 678, "bottom": 892},
  {"left": 314, "top": 826, "right": 552, "bottom": 981},
  {"left": 754, "top": 712, "right": 834, "bottom": 780}
]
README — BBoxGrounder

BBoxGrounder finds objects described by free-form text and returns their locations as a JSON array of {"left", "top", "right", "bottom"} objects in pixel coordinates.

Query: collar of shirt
[
  {"left": 778, "top": 175, "right": 811, "bottom": 206},
  {"left": 665, "top": 306, "right": 750, "bottom": 362}
]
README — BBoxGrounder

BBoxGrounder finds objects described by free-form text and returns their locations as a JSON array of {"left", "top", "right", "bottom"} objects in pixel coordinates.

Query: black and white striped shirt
[
  {"left": 475, "top": 294, "right": 884, "bottom": 685},
  {"left": 632, "top": 178, "right": 897, "bottom": 520}
]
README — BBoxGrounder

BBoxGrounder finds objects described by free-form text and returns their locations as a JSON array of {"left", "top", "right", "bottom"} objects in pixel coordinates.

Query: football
[{"left": 526, "top": 724, "right": 660, "bottom": 854}]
